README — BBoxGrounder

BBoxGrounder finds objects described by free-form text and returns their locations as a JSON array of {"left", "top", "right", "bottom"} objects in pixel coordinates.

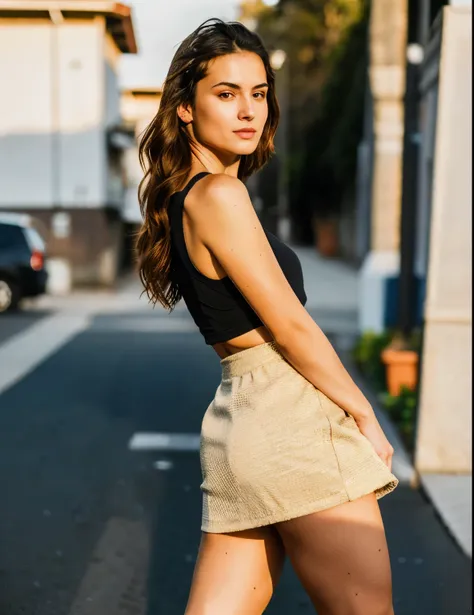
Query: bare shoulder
[
  {"left": 199, "top": 172, "right": 247, "bottom": 198},
  {"left": 185, "top": 173, "right": 253, "bottom": 225}
]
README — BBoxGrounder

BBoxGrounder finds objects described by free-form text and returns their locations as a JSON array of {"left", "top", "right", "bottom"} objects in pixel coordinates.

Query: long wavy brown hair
[{"left": 135, "top": 18, "right": 280, "bottom": 310}]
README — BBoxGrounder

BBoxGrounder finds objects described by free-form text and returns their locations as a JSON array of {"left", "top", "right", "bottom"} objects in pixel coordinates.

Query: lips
[{"left": 234, "top": 129, "right": 257, "bottom": 139}]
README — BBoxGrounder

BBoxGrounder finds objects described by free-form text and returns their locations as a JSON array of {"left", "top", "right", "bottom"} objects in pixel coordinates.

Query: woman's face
[{"left": 183, "top": 51, "right": 269, "bottom": 159}]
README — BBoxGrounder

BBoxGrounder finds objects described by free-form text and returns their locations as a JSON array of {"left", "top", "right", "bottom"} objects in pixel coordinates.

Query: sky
[{"left": 119, "top": 0, "right": 241, "bottom": 89}]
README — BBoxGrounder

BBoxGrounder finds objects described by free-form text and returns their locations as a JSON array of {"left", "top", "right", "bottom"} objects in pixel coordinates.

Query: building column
[
  {"left": 358, "top": 0, "right": 408, "bottom": 332},
  {"left": 415, "top": 5, "right": 472, "bottom": 473}
]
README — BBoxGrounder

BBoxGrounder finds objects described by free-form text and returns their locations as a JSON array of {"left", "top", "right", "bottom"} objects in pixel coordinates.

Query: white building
[
  {"left": 120, "top": 87, "right": 162, "bottom": 226},
  {"left": 0, "top": 1, "right": 137, "bottom": 292}
]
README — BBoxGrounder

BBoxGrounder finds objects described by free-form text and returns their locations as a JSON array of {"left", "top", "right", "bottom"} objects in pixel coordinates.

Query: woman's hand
[{"left": 355, "top": 414, "right": 395, "bottom": 472}]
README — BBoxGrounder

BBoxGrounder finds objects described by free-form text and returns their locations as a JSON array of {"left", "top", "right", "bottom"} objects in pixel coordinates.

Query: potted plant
[
  {"left": 381, "top": 332, "right": 419, "bottom": 397},
  {"left": 312, "top": 212, "right": 339, "bottom": 257},
  {"left": 310, "top": 166, "right": 341, "bottom": 257}
]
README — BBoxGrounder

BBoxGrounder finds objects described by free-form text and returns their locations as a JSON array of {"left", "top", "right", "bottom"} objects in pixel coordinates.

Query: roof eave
[{"left": 0, "top": 1, "right": 138, "bottom": 54}]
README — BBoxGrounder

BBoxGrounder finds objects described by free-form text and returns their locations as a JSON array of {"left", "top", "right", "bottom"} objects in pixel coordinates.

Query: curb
[{"left": 419, "top": 474, "right": 472, "bottom": 559}]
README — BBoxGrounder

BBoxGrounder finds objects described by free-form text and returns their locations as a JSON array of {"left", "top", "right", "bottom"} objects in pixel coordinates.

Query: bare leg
[
  {"left": 185, "top": 526, "right": 285, "bottom": 615},
  {"left": 275, "top": 493, "right": 394, "bottom": 615}
]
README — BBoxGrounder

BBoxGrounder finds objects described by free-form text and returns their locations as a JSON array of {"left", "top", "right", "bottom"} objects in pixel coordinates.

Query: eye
[
  {"left": 254, "top": 92, "right": 266, "bottom": 99},
  {"left": 218, "top": 92, "right": 234, "bottom": 100}
]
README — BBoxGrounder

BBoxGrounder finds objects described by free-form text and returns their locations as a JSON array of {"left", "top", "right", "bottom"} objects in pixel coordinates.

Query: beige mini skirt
[{"left": 200, "top": 341, "right": 399, "bottom": 534}]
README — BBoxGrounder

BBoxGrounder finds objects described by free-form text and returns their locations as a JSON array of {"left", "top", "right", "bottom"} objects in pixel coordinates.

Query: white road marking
[
  {"left": 128, "top": 432, "right": 201, "bottom": 452},
  {"left": 153, "top": 460, "right": 174, "bottom": 470},
  {"left": 0, "top": 313, "right": 90, "bottom": 396}
]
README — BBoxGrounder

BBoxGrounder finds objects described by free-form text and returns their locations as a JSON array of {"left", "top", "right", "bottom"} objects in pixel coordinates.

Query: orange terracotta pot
[
  {"left": 313, "top": 218, "right": 339, "bottom": 257},
  {"left": 381, "top": 348, "right": 419, "bottom": 396}
]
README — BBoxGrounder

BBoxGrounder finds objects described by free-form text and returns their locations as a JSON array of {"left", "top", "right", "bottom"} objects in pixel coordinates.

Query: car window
[
  {"left": 0, "top": 223, "right": 27, "bottom": 250},
  {"left": 24, "top": 226, "right": 46, "bottom": 252}
]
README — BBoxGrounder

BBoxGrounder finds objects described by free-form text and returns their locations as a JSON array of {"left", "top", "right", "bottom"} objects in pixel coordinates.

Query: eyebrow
[{"left": 211, "top": 81, "right": 269, "bottom": 90}]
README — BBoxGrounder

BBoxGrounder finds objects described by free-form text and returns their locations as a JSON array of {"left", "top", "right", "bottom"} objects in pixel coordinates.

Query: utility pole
[{"left": 397, "top": 0, "right": 425, "bottom": 338}]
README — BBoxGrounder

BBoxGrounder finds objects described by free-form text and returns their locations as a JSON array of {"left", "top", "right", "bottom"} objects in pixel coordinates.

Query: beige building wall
[{"left": 415, "top": 6, "right": 472, "bottom": 473}]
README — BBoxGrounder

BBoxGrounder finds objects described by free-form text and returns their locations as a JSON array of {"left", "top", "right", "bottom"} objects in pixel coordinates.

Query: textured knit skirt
[{"left": 200, "top": 341, "right": 399, "bottom": 534}]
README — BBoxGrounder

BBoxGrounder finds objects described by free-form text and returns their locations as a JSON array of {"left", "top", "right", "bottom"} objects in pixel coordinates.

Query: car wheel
[{"left": 0, "top": 278, "right": 20, "bottom": 313}]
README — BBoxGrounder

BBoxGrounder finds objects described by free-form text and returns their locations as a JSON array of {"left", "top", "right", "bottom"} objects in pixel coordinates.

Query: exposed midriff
[{"left": 212, "top": 325, "right": 274, "bottom": 359}]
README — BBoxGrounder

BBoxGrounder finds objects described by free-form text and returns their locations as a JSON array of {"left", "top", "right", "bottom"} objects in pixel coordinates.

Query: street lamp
[{"left": 270, "top": 49, "right": 286, "bottom": 70}]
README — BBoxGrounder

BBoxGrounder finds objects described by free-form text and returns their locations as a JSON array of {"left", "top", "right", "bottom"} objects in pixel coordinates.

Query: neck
[{"left": 189, "top": 139, "right": 241, "bottom": 178}]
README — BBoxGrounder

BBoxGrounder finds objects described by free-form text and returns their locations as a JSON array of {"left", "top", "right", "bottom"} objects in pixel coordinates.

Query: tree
[
  {"left": 255, "top": 0, "right": 369, "bottom": 242},
  {"left": 296, "top": 1, "right": 369, "bottom": 233}
]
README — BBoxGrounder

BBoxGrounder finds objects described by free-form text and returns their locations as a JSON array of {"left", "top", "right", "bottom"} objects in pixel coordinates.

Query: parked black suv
[{"left": 0, "top": 213, "right": 48, "bottom": 312}]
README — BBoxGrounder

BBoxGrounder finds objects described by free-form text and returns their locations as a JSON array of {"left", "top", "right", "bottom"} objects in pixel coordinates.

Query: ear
[{"left": 177, "top": 103, "right": 193, "bottom": 124}]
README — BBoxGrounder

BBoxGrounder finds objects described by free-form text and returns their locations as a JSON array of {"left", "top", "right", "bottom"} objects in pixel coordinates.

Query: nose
[{"left": 238, "top": 96, "right": 255, "bottom": 121}]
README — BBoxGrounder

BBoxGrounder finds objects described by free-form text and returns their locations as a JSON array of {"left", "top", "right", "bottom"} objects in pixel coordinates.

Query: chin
[{"left": 233, "top": 142, "right": 259, "bottom": 156}]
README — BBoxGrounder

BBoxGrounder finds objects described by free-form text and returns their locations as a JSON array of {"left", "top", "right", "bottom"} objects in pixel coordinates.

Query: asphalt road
[
  {"left": 0, "top": 309, "right": 53, "bottom": 345},
  {"left": 0, "top": 307, "right": 471, "bottom": 614}
]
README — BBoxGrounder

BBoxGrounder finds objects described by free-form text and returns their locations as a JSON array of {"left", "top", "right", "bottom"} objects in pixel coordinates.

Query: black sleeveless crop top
[{"left": 168, "top": 172, "right": 307, "bottom": 345}]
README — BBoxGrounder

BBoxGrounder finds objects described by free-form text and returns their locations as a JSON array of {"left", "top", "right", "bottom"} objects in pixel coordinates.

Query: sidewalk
[{"left": 292, "top": 245, "right": 472, "bottom": 559}]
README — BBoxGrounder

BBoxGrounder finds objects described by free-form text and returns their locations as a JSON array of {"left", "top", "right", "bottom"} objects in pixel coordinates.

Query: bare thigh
[
  {"left": 275, "top": 493, "right": 394, "bottom": 615},
  {"left": 185, "top": 526, "right": 285, "bottom": 615}
]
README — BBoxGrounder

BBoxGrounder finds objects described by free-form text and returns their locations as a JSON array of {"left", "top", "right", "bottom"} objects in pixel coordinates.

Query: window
[
  {"left": 0, "top": 223, "right": 27, "bottom": 250},
  {"left": 24, "top": 227, "right": 46, "bottom": 253}
]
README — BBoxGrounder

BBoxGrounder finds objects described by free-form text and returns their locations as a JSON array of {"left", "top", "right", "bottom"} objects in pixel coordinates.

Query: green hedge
[{"left": 379, "top": 387, "right": 418, "bottom": 452}]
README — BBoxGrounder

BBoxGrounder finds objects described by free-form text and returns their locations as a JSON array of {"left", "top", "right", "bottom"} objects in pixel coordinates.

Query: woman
[{"left": 137, "top": 18, "right": 399, "bottom": 615}]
